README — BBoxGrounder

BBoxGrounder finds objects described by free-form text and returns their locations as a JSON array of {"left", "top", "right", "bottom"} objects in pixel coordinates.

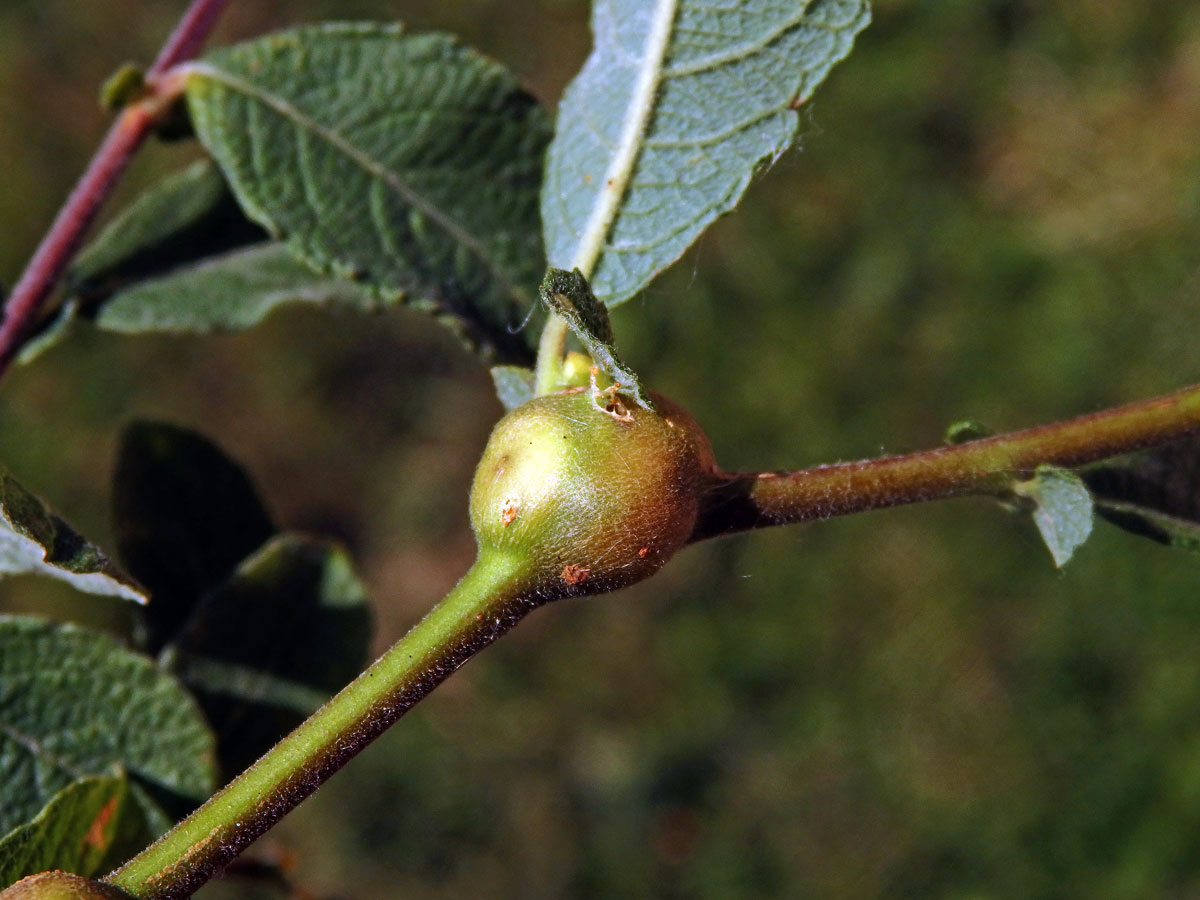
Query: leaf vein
[{"left": 663, "top": 4, "right": 817, "bottom": 78}]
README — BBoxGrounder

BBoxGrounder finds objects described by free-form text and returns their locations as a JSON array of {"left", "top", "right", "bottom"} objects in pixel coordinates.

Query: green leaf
[
  {"left": 19, "top": 160, "right": 265, "bottom": 364},
  {"left": 0, "top": 617, "right": 216, "bottom": 837},
  {"left": 96, "top": 245, "right": 385, "bottom": 335},
  {"left": 490, "top": 366, "right": 536, "bottom": 412},
  {"left": 538, "top": 268, "right": 652, "bottom": 410},
  {"left": 186, "top": 22, "right": 551, "bottom": 359},
  {"left": 54, "top": 244, "right": 517, "bottom": 362},
  {"left": 0, "top": 467, "right": 145, "bottom": 604},
  {"left": 22, "top": 151, "right": 538, "bottom": 362},
  {"left": 112, "top": 421, "right": 276, "bottom": 651},
  {"left": 18, "top": 158, "right": 382, "bottom": 361},
  {"left": 1082, "top": 436, "right": 1200, "bottom": 553},
  {"left": 66, "top": 160, "right": 265, "bottom": 305},
  {"left": 160, "top": 535, "right": 372, "bottom": 775},
  {"left": 1013, "top": 465, "right": 1094, "bottom": 568},
  {"left": 543, "top": 0, "right": 870, "bottom": 306},
  {"left": 0, "top": 775, "right": 127, "bottom": 885}
]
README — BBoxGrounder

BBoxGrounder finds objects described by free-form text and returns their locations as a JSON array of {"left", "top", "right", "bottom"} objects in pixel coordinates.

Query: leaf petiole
[{"left": 534, "top": 314, "right": 570, "bottom": 396}]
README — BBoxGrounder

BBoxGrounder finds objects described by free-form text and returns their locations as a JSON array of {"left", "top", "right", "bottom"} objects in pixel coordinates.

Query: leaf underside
[
  {"left": 543, "top": 0, "right": 870, "bottom": 306},
  {"left": 490, "top": 365, "right": 537, "bottom": 411},
  {"left": 187, "top": 22, "right": 551, "bottom": 359},
  {"left": 0, "top": 467, "right": 146, "bottom": 603},
  {"left": 1016, "top": 465, "right": 1094, "bottom": 568}
]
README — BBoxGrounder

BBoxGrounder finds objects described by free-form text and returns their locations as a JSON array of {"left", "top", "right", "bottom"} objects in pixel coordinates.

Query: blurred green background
[{"left": 5, "top": 1, "right": 1200, "bottom": 897}]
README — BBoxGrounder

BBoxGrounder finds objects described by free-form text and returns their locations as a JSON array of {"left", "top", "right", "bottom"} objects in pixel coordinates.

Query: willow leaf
[
  {"left": 0, "top": 775, "right": 127, "bottom": 885},
  {"left": 0, "top": 618, "right": 216, "bottom": 836},
  {"left": 1083, "top": 436, "right": 1200, "bottom": 554},
  {"left": 0, "top": 467, "right": 145, "bottom": 604},
  {"left": 66, "top": 159, "right": 265, "bottom": 303},
  {"left": 1014, "top": 466, "right": 1094, "bottom": 568},
  {"left": 543, "top": 0, "right": 870, "bottom": 305},
  {"left": 186, "top": 23, "right": 550, "bottom": 354}
]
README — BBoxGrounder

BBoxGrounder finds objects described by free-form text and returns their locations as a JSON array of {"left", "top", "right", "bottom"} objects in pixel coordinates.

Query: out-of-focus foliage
[
  {"left": 1084, "top": 436, "right": 1200, "bottom": 553},
  {"left": 4, "top": 1, "right": 1200, "bottom": 898}
]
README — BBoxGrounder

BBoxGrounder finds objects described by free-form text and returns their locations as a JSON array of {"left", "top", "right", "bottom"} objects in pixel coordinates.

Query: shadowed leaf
[
  {"left": 21, "top": 155, "right": 534, "bottom": 362},
  {"left": 1083, "top": 436, "right": 1200, "bottom": 553},
  {"left": 67, "top": 159, "right": 266, "bottom": 304},
  {"left": 90, "top": 245, "right": 386, "bottom": 336},
  {"left": 0, "top": 775, "right": 127, "bottom": 885},
  {"left": 22, "top": 162, "right": 506, "bottom": 360},
  {"left": 113, "top": 422, "right": 275, "bottom": 651},
  {"left": 160, "top": 535, "right": 372, "bottom": 776}
]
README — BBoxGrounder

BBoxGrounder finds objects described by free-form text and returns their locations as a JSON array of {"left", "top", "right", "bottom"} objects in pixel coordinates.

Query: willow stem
[
  {"left": 0, "top": 0, "right": 229, "bottom": 378},
  {"left": 105, "top": 553, "right": 537, "bottom": 900},
  {"left": 693, "top": 380, "right": 1200, "bottom": 540}
]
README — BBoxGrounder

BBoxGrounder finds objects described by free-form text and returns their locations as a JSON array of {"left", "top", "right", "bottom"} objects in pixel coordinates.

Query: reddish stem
[
  {"left": 692, "top": 380, "right": 1200, "bottom": 540},
  {"left": 0, "top": 0, "right": 230, "bottom": 378},
  {"left": 151, "top": 0, "right": 232, "bottom": 76}
]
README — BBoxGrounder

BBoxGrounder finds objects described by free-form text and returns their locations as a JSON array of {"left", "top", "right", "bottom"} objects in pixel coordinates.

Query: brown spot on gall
[
  {"left": 562, "top": 564, "right": 590, "bottom": 586},
  {"left": 501, "top": 498, "right": 519, "bottom": 526},
  {"left": 637, "top": 546, "right": 649, "bottom": 559}
]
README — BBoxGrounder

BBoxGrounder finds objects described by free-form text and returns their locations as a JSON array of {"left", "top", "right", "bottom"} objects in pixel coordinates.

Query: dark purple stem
[
  {"left": 0, "top": 0, "right": 230, "bottom": 378},
  {"left": 150, "top": 0, "right": 231, "bottom": 76}
]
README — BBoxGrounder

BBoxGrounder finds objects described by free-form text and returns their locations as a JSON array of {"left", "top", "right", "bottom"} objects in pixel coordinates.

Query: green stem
[
  {"left": 692, "top": 380, "right": 1200, "bottom": 540},
  {"left": 105, "top": 552, "right": 537, "bottom": 900},
  {"left": 534, "top": 314, "right": 570, "bottom": 396}
]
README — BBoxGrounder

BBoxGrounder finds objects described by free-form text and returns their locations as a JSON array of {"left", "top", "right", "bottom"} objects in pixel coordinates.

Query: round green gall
[
  {"left": 470, "top": 387, "right": 719, "bottom": 598},
  {"left": 0, "top": 872, "right": 132, "bottom": 900}
]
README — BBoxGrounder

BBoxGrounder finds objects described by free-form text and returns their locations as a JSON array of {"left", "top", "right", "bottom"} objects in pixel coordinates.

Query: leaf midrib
[{"left": 568, "top": 0, "right": 680, "bottom": 278}]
